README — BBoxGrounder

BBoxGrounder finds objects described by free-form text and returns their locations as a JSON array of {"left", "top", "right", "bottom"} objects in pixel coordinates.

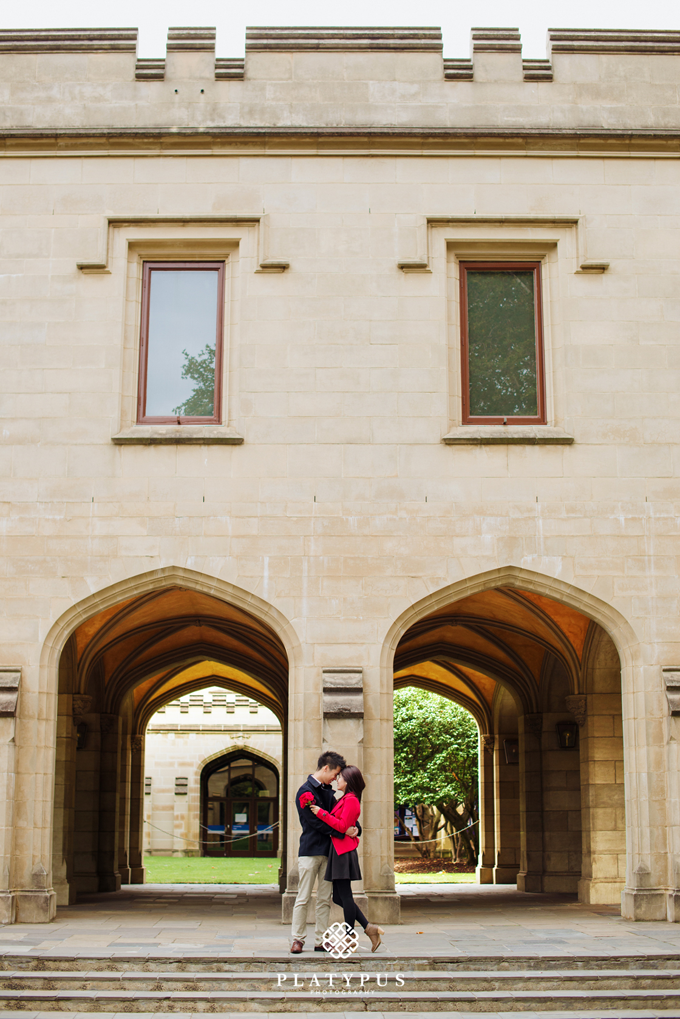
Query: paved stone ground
[{"left": 2, "top": 883, "right": 680, "bottom": 959}]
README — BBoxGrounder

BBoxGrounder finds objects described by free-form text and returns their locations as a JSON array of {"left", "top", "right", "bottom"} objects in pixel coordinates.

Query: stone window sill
[
  {"left": 112, "top": 426, "right": 244, "bottom": 445},
  {"left": 442, "top": 426, "right": 574, "bottom": 446}
]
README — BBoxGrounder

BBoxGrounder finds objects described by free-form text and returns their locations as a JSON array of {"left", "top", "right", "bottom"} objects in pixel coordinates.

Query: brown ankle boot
[{"left": 365, "top": 923, "right": 384, "bottom": 952}]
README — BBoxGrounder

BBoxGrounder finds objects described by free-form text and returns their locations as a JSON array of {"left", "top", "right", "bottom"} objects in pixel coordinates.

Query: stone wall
[{"left": 1, "top": 23, "right": 680, "bottom": 923}]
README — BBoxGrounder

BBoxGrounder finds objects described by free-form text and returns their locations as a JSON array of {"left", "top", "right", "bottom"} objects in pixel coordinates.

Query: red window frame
[
  {"left": 460, "top": 261, "right": 546, "bottom": 425},
  {"left": 137, "top": 261, "right": 225, "bottom": 425}
]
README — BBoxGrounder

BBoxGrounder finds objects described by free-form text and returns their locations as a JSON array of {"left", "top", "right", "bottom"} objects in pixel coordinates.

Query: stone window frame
[
  {"left": 108, "top": 223, "right": 255, "bottom": 446},
  {"left": 441, "top": 226, "right": 575, "bottom": 446},
  {"left": 459, "top": 260, "right": 547, "bottom": 427},
  {"left": 137, "top": 259, "right": 227, "bottom": 427}
]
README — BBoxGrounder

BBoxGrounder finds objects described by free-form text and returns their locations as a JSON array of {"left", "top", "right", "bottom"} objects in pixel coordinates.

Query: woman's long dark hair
[{"left": 340, "top": 765, "right": 365, "bottom": 802}]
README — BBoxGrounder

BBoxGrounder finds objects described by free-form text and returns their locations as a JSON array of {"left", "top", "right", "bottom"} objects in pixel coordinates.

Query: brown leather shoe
[
  {"left": 365, "top": 923, "right": 384, "bottom": 952},
  {"left": 290, "top": 940, "right": 304, "bottom": 954}
]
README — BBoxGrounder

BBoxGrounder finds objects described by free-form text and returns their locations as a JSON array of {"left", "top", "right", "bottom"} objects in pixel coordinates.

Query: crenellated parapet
[{"left": 1, "top": 24, "right": 680, "bottom": 139}]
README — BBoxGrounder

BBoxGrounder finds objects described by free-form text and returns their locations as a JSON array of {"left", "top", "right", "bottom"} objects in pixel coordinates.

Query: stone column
[
  {"left": 52, "top": 692, "right": 79, "bottom": 905},
  {"left": 517, "top": 712, "right": 544, "bottom": 893},
  {"left": 128, "top": 735, "right": 146, "bottom": 884},
  {"left": 0, "top": 669, "right": 21, "bottom": 924},
  {"left": 362, "top": 667, "right": 400, "bottom": 925},
  {"left": 576, "top": 635, "right": 626, "bottom": 906},
  {"left": 477, "top": 734, "right": 495, "bottom": 883},
  {"left": 321, "top": 668, "right": 368, "bottom": 921},
  {"left": 97, "top": 714, "right": 121, "bottom": 893},
  {"left": 117, "top": 733, "right": 131, "bottom": 884},
  {"left": 493, "top": 734, "right": 521, "bottom": 883}
]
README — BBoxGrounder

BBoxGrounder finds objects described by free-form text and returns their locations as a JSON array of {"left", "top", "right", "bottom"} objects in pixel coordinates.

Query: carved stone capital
[
  {"left": 566, "top": 694, "right": 587, "bottom": 727},
  {"left": 0, "top": 668, "right": 21, "bottom": 717},
  {"left": 72, "top": 694, "right": 92, "bottom": 720},
  {"left": 663, "top": 669, "right": 680, "bottom": 716},
  {"left": 481, "top": 734, "right": 495, "bottom": 754},
  {"left": 130, "top": 735, "right": 144, "bottom": 753}
]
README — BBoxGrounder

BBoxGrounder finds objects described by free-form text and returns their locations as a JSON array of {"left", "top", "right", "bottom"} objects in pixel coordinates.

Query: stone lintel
[
  {"left": 0, "top": 668, "right": 21, "bottom": 717},
  {"left": 246, "top": 27, "right": 443, "bottom": 51},
  {"left": 215, "top": 59, "right": 245, "bottom": 80},
  {"left": 443, "top": 59, "right": 474, "bottom": 81},
  {"left": 112, "top": 426, "right": 244, "bottom": 445},
  {"left": 0, "top": 28, "right": 138, "bottom": 52},
  {"left": 471, "top": 27, "right": 522, "bottom": 53},
  {"left": 663, "top": 668, "right": 680, "bottom": 715},
  {"left": 549, "top": 28, "right": 680, "bottom": 54},
  {"left": 135, "top": 59, "right": 165, "bottom": 81},
  {"left": 442, "top": 426, "right": 575, "bottom": 446},
  {"left": 323, "top": 667, "right": 363, "bottom": 718},
  {"left": 167, "top": 27, "right": 216, "bottom": 52}
]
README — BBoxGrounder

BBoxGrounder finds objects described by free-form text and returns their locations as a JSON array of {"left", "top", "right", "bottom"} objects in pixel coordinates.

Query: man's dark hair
[{"left": 317, "top": 750, "right": 346, "bottom": 771}]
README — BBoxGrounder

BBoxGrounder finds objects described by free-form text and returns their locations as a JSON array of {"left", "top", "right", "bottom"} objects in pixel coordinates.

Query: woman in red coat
[{"left": 310, "top": 765, "right": 385, "bottom": 952}]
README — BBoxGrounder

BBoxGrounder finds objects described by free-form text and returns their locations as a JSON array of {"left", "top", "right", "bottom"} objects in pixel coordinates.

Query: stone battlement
[{"left": 0, "top": 25, "right": 679, "bottom": 142}]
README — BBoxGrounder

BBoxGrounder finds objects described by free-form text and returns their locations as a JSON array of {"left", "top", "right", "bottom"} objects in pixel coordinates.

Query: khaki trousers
[{"left": 291, "top": 855, "right": 332, "bottom": 945}]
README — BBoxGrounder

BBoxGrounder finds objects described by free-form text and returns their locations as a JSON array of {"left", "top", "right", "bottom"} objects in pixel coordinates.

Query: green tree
[
  {"left": 173, "top": 344, "right": 216, "bottom": 417},
  {"left": 393, "top": 687, "right": 479, "bottom": 863},
  {"left": 467, "top": 270, "right": 538, "bottom": 417}
]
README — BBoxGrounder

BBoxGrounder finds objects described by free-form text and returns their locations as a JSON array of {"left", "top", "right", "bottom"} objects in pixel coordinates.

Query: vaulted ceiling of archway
[
  {"left": 134, "top": 660, "right": 284, "bottom": 731},
  {"left": 395, "top": 586, "right": 592, "bottom": 719},
  {"left": 72, "top": 587, "right": 288, "bottom": 717}
]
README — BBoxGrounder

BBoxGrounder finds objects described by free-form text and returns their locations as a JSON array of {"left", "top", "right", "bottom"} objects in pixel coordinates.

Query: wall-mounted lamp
[{"left": 556, "top": 721, "right": 579, "bottom": 749}]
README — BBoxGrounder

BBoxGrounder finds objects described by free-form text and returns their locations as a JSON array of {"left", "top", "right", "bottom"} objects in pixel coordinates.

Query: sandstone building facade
[
  {"left": 1, "top": 23, "right": 680, "bottom": 925},
  {"left": 143, "top": 690, "right": 282, "bottom": 859}
]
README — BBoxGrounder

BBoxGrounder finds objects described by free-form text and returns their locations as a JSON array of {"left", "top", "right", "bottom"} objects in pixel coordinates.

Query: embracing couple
[{"left": 290, "top": 750, "right": 385, "bottom": 954}]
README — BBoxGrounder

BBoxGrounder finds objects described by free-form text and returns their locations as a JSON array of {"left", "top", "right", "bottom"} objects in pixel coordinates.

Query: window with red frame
[
  {"left": 137, "top": 261, "right": 225, "bottom": 424},
  {"left": 460, "top": 262, "right": 546, "bottom": 425}
]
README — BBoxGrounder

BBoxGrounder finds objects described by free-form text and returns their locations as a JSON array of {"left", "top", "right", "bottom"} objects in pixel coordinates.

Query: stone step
[
  {"left": 3, "top": 953, "right": 680, "bottom": 973},
  {"left": 4, "top": 969, "right": 680, "bottom": 992},
  {"left": 3, "top": 987, "right": 680, "bottom": 1012}
]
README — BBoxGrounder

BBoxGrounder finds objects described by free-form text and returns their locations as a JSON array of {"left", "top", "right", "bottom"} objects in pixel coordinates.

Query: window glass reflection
[{"left": 145, "top": 269, "right": 219, "bottom": 419}]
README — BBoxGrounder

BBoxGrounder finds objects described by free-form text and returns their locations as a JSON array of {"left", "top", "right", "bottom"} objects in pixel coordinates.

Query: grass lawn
[
  {"left": 143, "top": 856, "right": 477, "bottom": 885},
  {"left": 144, "top": 856, "right": 279, "bottom": 884},
  {"left": 394, "top": 871, "right": 476, "bottom": 884}
]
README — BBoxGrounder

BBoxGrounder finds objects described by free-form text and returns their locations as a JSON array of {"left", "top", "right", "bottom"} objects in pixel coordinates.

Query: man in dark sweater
[{"left": 290, "top": 750, "right": 359, "bottom": 953}]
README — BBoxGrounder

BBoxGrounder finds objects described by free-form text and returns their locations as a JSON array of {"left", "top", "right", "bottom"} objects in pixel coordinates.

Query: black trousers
[{"left": 332, "top": 878, "right": 368, "bottom": 930}]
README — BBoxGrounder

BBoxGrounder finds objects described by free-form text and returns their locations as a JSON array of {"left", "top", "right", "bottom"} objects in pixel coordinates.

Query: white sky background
[{"left": 1, "top": 0, "right": 679, "bottom": 59}]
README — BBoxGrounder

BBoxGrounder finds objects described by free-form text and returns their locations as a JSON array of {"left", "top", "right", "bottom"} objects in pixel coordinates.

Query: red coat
[{"left": 315, "top": 791, "right": 361, "bottom": 856}]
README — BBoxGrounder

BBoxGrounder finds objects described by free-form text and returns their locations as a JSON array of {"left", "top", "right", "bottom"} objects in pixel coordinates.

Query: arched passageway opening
[
  {"left": 394, "top": 585, "right": 625, "bottom": 904},
  {"left": 52, "top": 584, "right": 289, "bottom": 905}
]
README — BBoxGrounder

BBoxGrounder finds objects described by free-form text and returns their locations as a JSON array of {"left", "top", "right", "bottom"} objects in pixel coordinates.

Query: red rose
[{"left": 299, "top": 792, "right": 315, "bottom": 808}]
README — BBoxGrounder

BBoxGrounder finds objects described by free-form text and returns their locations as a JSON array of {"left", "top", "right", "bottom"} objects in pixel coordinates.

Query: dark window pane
[
  {"left": 256, "top": 801, "right": 274, "bottom": 851},
  {"left": 466, "top": 270, "right": 538, "bottom": 417},
  {"left": 146, "top": 269, "right": 218, "bottom": 418},
  {"left": 254, "top": 764, "right": 277, "bottom": 797},
  {"left": 231, "top": 801, "right": 251, "bottom": 852}
]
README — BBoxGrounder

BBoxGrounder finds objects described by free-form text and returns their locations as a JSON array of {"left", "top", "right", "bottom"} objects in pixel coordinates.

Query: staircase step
[
  {"left": 4, "top": 953, "right": 680, "bottom": 972},
  {"left": 4, "top": 954, "right": 680, "bottom": 1012},
  {"left": 4, "top": 969, "right": 680, "bottom": 991},
  {"left": 3, "top": 988, "right": 680, "bottom": 1012}
]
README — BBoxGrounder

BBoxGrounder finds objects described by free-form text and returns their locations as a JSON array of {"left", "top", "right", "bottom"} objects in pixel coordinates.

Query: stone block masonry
[{"left": 1, "top": 22, "right": 680, "bottom": 926}]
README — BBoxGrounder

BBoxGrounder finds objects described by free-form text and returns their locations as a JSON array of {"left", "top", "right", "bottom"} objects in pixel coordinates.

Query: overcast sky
[{"left": 2, "top": 0, "right": 679, "bottom": 59}]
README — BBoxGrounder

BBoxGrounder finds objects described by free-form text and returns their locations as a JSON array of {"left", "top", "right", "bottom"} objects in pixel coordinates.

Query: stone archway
[
  {"left": 48, "top": 568, "right": 296, "bottom": 907},
  {"left": 384, "top": 567, "right": 642, "bottom": 910}
]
